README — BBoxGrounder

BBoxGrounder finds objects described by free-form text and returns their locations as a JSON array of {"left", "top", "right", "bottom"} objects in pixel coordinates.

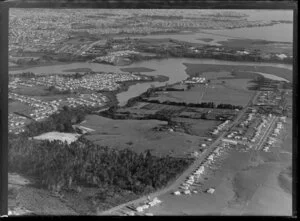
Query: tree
[
  {"left": 48, "top": 85, "right": 56, "bottom": 91},
  {"left": 63, "top": 106, "right": 70, "bottom": 112}
]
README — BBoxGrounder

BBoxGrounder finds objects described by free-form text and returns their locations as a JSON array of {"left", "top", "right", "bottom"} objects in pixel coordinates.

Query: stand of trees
[
  {"left": 8, "top": 136, "right": 193, "bottom": 196},
  {"left": 47, "top": 86, "right": 71, "bottom": 95},
  {"left": 216, "top": 103, "right": 243, "bottom": 110},
  {"left": 24, "top": 106, "right": 98, "bottom": 137},
  {"left": 165, "top": 88, "right": 185, "bottom": 91}
]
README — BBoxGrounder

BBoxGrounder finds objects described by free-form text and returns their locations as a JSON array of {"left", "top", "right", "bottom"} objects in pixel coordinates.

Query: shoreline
[
  {"left": 99, "top": 74, "right": 169, "bottom": 107},
  {"left": 182, "top": 62, "right": 293, "bottom": 82},
  {"left": 9, "top": 54, "right": 293, "bottom": 73}
]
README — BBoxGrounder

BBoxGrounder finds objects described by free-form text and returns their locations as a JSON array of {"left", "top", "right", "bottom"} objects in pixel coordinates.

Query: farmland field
[
  {"left": 171, "top": 117, "right": 221, "bottom": 136},
  {"left": 80, "top": 115, "right": 201, "bottom": 157},
  {"left": 200, "top": 84, "right": 253, "bottom": 106},
  {"left": 11, "top": 86, "right": 50, "bottom": 96},
  {"left": 200, "top": 71, "right": 233, "bottom": 79},
  {"left": 148, "top": 83, "right": 254, "bottom": 106},
  {"left": 211, "top": 78, "right": 255, "bottom": 91},
  {"left": 149, "top": 87, "right": 205, "bottom": 104},
  {"left": 183, "top": 63, "right": 293, "bottom": 82}
]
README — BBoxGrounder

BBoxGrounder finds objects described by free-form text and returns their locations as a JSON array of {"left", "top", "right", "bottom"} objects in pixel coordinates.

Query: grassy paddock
[
  {"left": 12, "top": 85, "right": 50, "bottom": 96},
  {"left": 183, "top": 63, "right": 292, "bottom": 82},
  {"left": 172, "top": 117, "right": 220, "bottom": 136},
  {"left": 217, "top": 38, "right": 292, "bottom": 55},
  {"left": 81, "top": 114, "right": 200, "bottom": 157},
  {"left": 148, "top": 83, "right": 253, "bottom": 107},
  {"left": 9, "top": 101, "right": 33, "bottom": 115}
]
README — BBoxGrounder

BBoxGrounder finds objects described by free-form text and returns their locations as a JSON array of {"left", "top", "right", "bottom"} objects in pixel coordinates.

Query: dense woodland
[{"left": 9, "top": 135, "right": 193, "bottom": 197}]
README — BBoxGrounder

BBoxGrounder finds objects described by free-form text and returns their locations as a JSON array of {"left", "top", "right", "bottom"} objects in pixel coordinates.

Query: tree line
[{"left": 141, "top": 99, "right": 243, "bottom": 110}]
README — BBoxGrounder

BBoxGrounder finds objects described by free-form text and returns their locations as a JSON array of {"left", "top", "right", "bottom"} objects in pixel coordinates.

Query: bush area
[
  {"left": 47, "top": 86, "right": 72, "bottom": 95},
  {"left": 24, "top": 106, "right": 97, "bottom": 137},
  {"left": 8, "top": 136, "right": 193, "bottom": 196}
]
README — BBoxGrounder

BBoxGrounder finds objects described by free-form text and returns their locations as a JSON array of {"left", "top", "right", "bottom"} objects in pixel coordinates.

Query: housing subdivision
[{"left": 8, "top": 71, "right": 152, "bottom": 134}]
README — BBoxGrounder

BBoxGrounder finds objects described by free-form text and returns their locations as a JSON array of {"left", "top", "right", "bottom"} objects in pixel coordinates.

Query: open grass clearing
[
  {"left": 149, "top": 84, "right": 207, "bottom": 104},
  {"left": 211, "top": 78, "right": 254, "bottom": 91},
  {"left": 9, "top": 101, "right": 33, "bottom": 115},
  {"left": 81, "top": 115, "right": 201, "bottom": 157},
  {"left": 149, "top": 83, "right": 254, "bottom": 106},
  {"left": 201, "top": 84, "right": 253, "bottom": 106},
  {"left": 201, "top": 71, "right": 233, "bottom": 79},
  {"left": 35, "top": 94, "right": 74, "bottom": 102},
  {"left": 12, "top": 85, "right": 50, "bottom": 96},
  {"left": 172, "top": 117, "right": 220, "bottom": 137}
]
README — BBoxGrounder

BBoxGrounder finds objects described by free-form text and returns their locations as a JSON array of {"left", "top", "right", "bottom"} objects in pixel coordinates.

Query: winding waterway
[{"left": 10, "top": 58, "right": 292, "bottom": 106}]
